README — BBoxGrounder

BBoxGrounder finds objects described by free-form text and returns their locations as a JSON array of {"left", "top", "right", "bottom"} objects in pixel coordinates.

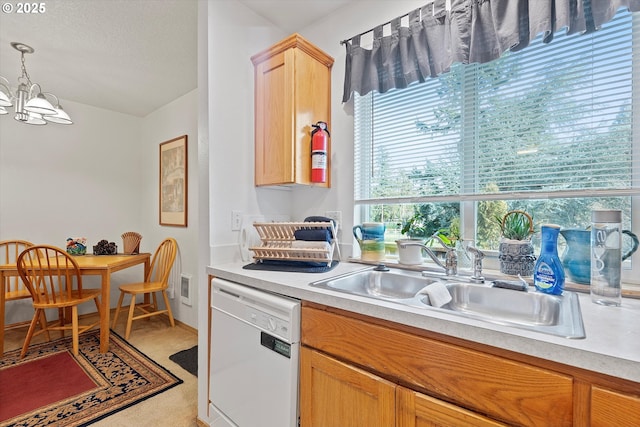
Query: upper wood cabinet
[{"left": 251, "top": 34, "right": 334, "bottom": 187}]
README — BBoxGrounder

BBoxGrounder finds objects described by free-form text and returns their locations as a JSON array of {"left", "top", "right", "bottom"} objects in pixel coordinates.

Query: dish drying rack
[{"left": 250, "top": 222, "right": 340, "bottom": 266}]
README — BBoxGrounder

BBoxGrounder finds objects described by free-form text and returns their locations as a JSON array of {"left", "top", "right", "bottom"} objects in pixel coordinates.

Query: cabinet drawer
[{"left": 302, "top": 306, "right": 573, "bottom": 427}]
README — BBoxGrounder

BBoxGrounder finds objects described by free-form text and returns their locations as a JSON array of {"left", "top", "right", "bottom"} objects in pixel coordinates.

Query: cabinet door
[
  {"left": 254, "top": 50, "right": 294, "bottom": 186},
  {"left": 300, "top": 347, "right": 395, "bottom": 427},
  {"left": 397, "top": 387, "right": 509, "bottom": 427},
  {"left": 591, "top": 386, "right": 640, "bottom": 427}
]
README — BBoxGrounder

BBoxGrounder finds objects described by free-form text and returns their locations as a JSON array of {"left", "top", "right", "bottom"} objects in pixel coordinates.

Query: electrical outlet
[
  {"left": 325, "top": 211, "right": 342, "bottom": 235},
  {"left": 232, "top": 210, "right": 242, "bottom": 231}
]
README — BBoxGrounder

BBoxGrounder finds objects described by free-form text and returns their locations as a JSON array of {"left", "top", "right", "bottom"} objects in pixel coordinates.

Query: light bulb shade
[
  {"left": 0, "top": 89, "right": 11, "bottom": 107},
  {"left": 43, "top": 105, "right": 72, "bottom": 124},
  {"left": 24, "top": 93, "right": 56, "bottom": 115},
  {"left": 0, "top": 106, "right": 7, "bottom": 115}
]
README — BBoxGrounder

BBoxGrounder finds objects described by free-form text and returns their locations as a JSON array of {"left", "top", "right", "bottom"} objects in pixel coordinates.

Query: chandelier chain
[{"left": 19, "top": 52, "right": 32, "bottom": 86}]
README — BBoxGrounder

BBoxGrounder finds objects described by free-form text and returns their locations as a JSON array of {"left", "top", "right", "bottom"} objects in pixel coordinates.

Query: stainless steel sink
[
  {"left": 431, "top": 282, "right": 585, "bottom": 338},
  {"left": 310, "top": 268, "right": 585, "bottom": 339},
  {"left": 310, "top": 268, "right": 436, "bottom": 302},
  {"left": 439, "top": 282, "right": 560, "bottom": 325}
]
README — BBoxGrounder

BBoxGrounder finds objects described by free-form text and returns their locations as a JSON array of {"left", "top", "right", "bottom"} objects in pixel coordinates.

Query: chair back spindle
[
  {"left": 0, "top": 240, "right": 33, "bottom": 296},
  {"left": 18, "top": 246, "right": 85, "bottom": 306},
  {"left": 147, "top": 238, "right": 177, "bottom": 287}
]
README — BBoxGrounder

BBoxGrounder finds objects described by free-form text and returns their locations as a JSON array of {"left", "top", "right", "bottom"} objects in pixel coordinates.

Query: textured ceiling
[
  {"left": 0, "top": 0, "right": 198, "bottom": 117},
  {"left": 0, "top": 0, "right": 354, "bottom": 118},
  {"left": 238, "top": 0, "right": 355, "bottom": 33}
]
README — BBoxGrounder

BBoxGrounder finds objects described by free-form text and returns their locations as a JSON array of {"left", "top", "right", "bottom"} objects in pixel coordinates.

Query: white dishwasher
[{"left": 209, "top": 278, "right": 301, "bottom": 427}]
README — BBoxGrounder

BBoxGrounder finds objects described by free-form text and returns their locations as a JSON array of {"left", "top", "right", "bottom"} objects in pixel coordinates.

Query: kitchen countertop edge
[{"left": 208, "top": 261, "right": 640, "bottom": 383}]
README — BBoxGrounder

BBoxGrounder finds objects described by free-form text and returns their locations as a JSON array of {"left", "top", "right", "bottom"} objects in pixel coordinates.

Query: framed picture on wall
[{"left": 159, "top": 135, "right": 188, "bottom": 227}]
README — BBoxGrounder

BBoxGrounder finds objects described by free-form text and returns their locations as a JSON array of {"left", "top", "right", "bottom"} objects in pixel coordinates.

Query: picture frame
[{"left": 159, "top": 135, "right": 188, "bottom": 227}]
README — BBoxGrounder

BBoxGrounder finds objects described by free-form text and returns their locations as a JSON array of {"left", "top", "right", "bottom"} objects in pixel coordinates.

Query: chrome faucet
[
  {"left": 398, "top": 233, "right": 457, "bottom": 276},
  {"left": 465, "top": 245, "right": 485, "bottom": 283}
]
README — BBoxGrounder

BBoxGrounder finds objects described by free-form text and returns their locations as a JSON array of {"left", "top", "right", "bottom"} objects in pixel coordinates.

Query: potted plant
[
  {"left": 399, "top": 211, "right": 426, "bottom": 239},
  {"left": 396, "top": 211, "right": 460, "bottom": 265},
  {"left": 395, "top": 214, "right": 427, "bottom": 264},
  {"left": 496, "top": 210, "right": 536, "bottom": 276}
]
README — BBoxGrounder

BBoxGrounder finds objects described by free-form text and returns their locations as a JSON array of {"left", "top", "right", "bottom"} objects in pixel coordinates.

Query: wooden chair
[
  {"left": 112, "top": 238, "right": 177, "bottom": 340},
  {"left": 1, "top": 240, "right": 37, "bottom": 356},
  {"left": 17, "top": 245, "right": 101, "bottom": 358}
]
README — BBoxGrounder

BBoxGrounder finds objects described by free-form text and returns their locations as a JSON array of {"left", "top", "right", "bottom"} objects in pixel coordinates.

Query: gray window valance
[{"left": 342, "top": 0, "right": 640, "bottom": 102}]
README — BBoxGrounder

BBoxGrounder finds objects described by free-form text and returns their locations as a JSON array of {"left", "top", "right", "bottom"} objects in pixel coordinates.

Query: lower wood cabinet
[
  {"left": 300, "top": 346, "right": 508, "bottom": 427},
  {"left": 590, "top": 386, "right": 640, "bottom": 427},
  {"left": 300, "top": 302, "right": 640, "bottom": 427},
  {"left": 300, "top": 346, "right": 395, "bottom": 427}
]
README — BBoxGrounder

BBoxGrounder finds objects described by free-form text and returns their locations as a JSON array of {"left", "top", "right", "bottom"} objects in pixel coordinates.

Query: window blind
[{"left": 355, "top": 10, "right": 639, "bottom": 206}]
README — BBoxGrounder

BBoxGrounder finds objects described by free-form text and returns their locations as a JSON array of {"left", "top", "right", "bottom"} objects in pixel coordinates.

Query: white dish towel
[
  {"left": 291, "top": 241, "right": 331, "bottom": 250},
  {"left": 419, "top": 282, "right": 452, "bottom": 308}
]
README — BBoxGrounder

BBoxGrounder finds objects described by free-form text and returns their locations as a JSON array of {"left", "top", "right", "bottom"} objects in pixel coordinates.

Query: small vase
[
  {"left": 396, "top": 238, "right": 425, "bottom": 265},
  {"left": 498, "top": 238, "right": 536, "bottom": 277}
]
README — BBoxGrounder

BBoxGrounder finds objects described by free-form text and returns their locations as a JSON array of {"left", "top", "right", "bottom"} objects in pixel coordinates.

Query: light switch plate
[
  {"left": 325, "top": 211, "right": 342, "bottom": 237},
  {"left": 232, "top": 210, "right": 242, "bottom": 231}
]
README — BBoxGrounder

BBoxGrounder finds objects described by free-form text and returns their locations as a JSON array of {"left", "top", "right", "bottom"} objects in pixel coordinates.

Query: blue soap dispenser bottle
[{"left": 534, "top": 224, "right": 565, "bottom": 295}]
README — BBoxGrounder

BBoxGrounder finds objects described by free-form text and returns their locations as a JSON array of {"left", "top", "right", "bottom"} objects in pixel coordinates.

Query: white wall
[
  {"left": 140, "top": 89, "right": 199, "bottom": 329},
  {"left": 0, "top": 99, "right": 144, "bottom": 323},
  {"left": 0, "top": 90, "right": 200, "bottom": 329},
  {"left": 205, "top": 0, "right": 290, "bottom": 266}
]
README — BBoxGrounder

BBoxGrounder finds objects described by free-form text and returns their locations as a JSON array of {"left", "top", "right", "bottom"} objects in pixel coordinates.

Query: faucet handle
[
  {"left": 427, "top": 233, "right": 457, "bottom": 276},
  {"left": 465, "top": 245, "right": 485, "bottom": 259},
  {"left": 429, "top": 232, "right": 455, "bottom": 250},
  {"left": 444, "top": 249, "right": 458, "bottom": 276},
  {"left": 466, "top": 245, "right": 485, "bottom": 283}
]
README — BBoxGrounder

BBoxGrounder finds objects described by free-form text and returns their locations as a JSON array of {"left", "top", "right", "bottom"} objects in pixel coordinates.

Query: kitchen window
[{"left": 354, "top": 9, "right": 640, "bottom": 285}]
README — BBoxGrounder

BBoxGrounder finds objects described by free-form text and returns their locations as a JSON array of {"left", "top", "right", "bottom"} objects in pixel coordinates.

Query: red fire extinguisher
[{"left": 311, "top": 121, "right": 330, "bottom": 183}]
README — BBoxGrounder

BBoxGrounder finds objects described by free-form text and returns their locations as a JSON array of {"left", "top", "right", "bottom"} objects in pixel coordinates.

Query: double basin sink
[{"left": 310, "top": 267, "right": 585, "bottom": 339}]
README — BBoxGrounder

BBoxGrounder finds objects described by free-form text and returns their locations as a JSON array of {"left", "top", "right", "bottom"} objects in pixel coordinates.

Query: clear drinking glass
[
  {"left": 456, "top": 239, "right": 474, "bottom": 270},
  {"left": 591, "top": 210, "right": 623, "bottom": 306}
]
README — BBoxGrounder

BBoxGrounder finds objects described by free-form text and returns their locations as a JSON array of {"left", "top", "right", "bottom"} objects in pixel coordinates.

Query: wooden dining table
[{"left": 1, "top": 252, "right": 150, "bottom": 355}]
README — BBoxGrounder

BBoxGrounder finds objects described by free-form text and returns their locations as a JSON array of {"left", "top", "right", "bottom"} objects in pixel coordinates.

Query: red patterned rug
[{"left": 0, "top": 330, "right": 182, "bottom": 426}]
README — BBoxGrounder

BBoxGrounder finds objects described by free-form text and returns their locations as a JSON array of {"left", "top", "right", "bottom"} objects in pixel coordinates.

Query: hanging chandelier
[{"left": 0, "top": 42, "right": 72, "bottom": 125}]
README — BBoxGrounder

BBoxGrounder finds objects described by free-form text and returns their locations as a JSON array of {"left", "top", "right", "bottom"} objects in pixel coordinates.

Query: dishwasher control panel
[
  {"left": 260, "top": 331, "right": 291, "bottom": 358},
  {"left": 247, "top": 306, "right": 292, "bottom": 341}
]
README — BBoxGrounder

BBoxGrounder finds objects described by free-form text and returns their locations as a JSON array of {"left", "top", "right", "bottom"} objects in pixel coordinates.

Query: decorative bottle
[{"left": 534, "top": 224, "right": 565, "bottom": 295}]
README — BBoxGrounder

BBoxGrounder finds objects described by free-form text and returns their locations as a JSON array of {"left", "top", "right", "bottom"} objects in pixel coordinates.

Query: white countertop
[{"left": 207, "top": 261, "right": 640, "bottom": 383}]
